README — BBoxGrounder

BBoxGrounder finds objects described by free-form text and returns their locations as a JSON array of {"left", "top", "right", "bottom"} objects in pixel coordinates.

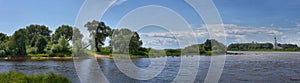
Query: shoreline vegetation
[{"left": 0, "top": 71, "right": 71, "bottom": 83}]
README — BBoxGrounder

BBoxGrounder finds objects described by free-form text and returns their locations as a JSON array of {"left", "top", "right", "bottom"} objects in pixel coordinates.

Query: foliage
[
  {"left": 0, "top": 50, "right": 6, "bottom": 57},
  {"left": 26, "top": 47, "right": 38, "bottom": 54},
  {"left": 52, "top": 25, "right": 73, "bottom": 44},
  {"left": 28, "top": 54, "right": 49, "bottom": 57},
  {"left": 109, "top": 28, "right": 146, "bottom": 55},
  {"left": 59, "top": 37, "right": 69, "bottom": 52},
  {"left": 203, "top": 39, "right": 226, "bottom": 54},
  {"left": 228, "top": 42, "right": 274, "bottom": 51},
  {"left": 25, "top": 24, "right": 52, "bottom": 47},
  {"left": 165, "top": 49, "right": 181, "bottom": 56},
  {"left": 0, "top": 71, "right": 71, "bottom": 83},
  {"left": 99, "top": 47, "right": 111, "bottom": 55},
  {"left": 85, "top": 20, "right": 111, "bottom": 52},
  {"left": 51, "top": 44, "right": 63, "bottom": 53},
  {"left": 9, "top": 29, "right": 28, "bottom": 57},
  {"left": 278, "top": 44, "right": 299, "bottom": 50},
  {"left": 33, "top": 35, "right": 48, "bottom": 53},
  {"left": 0, "top": 33, "right": 8, "bottom": 57}
]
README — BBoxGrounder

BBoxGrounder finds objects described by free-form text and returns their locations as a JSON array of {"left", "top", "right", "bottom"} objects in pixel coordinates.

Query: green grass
[{"left": 0, "top": 71, "right": 71, "bottom": 83}]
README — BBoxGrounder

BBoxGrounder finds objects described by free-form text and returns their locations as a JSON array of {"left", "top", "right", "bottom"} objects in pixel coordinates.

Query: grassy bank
[{"left": 0, "top": 71, "right": 71, "bottom": 83}]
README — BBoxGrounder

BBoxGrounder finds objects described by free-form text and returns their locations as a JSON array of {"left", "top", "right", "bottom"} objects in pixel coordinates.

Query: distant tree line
[
  {"left": 152, "top": 39, "right": 227, "bottom": 56},
  {"left": 227, "top": 42, "right": 300, "bottom": 51}
]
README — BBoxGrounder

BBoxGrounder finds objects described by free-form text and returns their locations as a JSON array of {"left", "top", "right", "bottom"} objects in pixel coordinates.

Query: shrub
[
  {"left": 0, "top": 50, "right": 7, "bottom": 57},
  {"left": 27, "top": 47, "right": 38, "bottom": 54},
  {"left": 0, "top": 71, "right": 71, "bottom": 83},
  {"left": 51, "top": 44, "right": 63, "bottom": 53}
]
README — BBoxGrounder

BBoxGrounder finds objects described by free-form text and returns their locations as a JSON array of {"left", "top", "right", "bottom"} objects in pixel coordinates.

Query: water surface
[{"left": 0, "top": 52, "right": 300, "bottom": 83}]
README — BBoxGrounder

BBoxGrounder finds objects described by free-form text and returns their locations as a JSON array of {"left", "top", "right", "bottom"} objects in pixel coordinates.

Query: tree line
[
  {"left": 0, "top": 20, "right": 147, "bottom": 57},
  {"left": 0, "top": 24, "right": 78, "bottom": 57},
  {"left": 227, "top": 42, "right": 300, "bottom": 51}
]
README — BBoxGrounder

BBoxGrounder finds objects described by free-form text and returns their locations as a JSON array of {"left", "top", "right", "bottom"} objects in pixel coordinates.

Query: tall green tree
[
  {"left": 84, "top": 20, "right": 111, "bottom": 52},
  {"left": 52, "top": 25, "right": 73, "bottom": 44},
  {"left": 110, "top": 28, "right": 143, "bottom": 54},
  {"left": 59, "top": 37, "right": 69, "bottom": 52},
  {"left": 0, "top": 33, "right": 8, "bottom": 56},
  {"left": 10, "top": 29, "right": 28, "bottom": 56},
  {"left": 25, "top": 24, "right": 52, "bottom": 47},
  {"left": 72, "top": 28, "right": 83, "bottom": 42},
  {"left": 72, "top": 28, "right": 86, "bottom": 56}
]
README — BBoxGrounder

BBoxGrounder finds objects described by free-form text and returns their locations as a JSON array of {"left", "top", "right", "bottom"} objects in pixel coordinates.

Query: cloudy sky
[{"left": 0, "top": 0, "right": 300, "bottom": 49}]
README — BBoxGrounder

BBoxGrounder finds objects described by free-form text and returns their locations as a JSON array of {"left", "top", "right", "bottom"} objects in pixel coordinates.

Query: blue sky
[{"left": 1, "top": 0, "right": 300, "bottom": 49}]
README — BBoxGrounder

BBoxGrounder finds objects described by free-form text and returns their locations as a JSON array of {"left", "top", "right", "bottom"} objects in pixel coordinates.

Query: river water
[{"left": 0, "top": 52, "right": 300, "bottom": 83}]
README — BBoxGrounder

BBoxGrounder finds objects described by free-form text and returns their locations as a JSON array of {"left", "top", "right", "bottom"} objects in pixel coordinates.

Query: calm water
[{"left": 1, "top": 52, "right": 300, "bottom": 83}]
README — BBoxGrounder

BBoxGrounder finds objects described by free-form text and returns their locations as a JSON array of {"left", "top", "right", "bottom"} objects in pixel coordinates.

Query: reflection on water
[{"left": 0, "top": 52, "right": 300, "bottom": 83}]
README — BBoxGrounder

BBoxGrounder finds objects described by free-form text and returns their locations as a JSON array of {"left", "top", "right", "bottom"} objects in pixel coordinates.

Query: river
[{"left": 0, "top": 52, "right": 300, "bottom": 83}]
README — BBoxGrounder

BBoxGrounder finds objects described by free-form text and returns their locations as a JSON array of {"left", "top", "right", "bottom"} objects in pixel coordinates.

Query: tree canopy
[
  {"left": 85, "top": 20, "right": 111, "bottom": 52},
  {"left": 109, "top": 28, "right": 143, "bottom": 55},
  {"left": 10, "top": 29, "right": 28, "bottom": 56},
  {"left": 25, "top": 24, "right": 52, "bottom": 47},
  {"left": 52, "top": 25, "right": 73, "bottom": 44}
]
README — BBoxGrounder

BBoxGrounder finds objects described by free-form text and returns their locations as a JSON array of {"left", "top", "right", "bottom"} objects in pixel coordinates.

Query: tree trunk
[
  {"left": 95, "top": 42, "right": 100, "bottom": 52},
  {"left": 95, "top": 37, "right": 100, "bottom": 52}
]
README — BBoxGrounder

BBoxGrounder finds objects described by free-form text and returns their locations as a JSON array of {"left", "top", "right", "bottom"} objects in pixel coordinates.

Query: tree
[
  {"left": 59, "top": 37, "right": 69, "bottom": 52},
  {"left": 10, "top": 29, "right": 28, "bottom": 56},
  {"left": 52, "top": 25, "right": 73, "bottom": 44},
  {"left": 84, "top": 20, "right": 111, "bottom": 52},
  {"left": 129, "top": 32, "right": 143, "bottom": 55},
  {"left": 72, "top": 28, "right": 83, "bottom": 42},
  {"left": 110, "top": 28, "right": 143, "bottom": 55},
  {"left": 72, "top": 28, "right": 87, "bottom": 56},
  {"left": 33, "top": 35, "right": 48, "bottom": 53},
  {"left": 25, "top": 24, "right": 52, "bottom": 47},
  {"left": 0, "top": 33, "right": 8, "bottom": 57},
  {"left": 203, "top": 39, "right": 226, "bottom": 54}
]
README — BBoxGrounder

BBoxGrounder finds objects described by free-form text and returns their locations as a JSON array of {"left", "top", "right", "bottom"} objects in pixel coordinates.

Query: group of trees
[
  {"left": 227, "top": 43, "right": 273, "bottom": 51},
  {"left": 278, "top": 44, "right": 299, "bottom": 50},
  {"left": 0, "top": 24, "right": 83, "bottom": 57},
  {"left": 84, "top": 20, "right": 146, "bottom": 55},
  {"left": 0, "top": 20, "right": 146, "bottom": 57},
  {"left": 182, "top": 39, "right": 226, "bottom": 55}
]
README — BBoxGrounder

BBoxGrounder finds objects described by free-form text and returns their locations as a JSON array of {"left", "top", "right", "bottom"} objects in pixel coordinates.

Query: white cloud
[
  {"left": 112, "top": 0, "right": 127, "bottom": 6},
  {"left": 297, "top": 23, "right": 300, "bottom": 27},
  {"left": 138, "top": 23, "right": 300, "bottom": 49}
]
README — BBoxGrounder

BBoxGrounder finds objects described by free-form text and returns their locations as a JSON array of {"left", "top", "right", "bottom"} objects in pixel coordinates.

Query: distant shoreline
[{"left": 1, "top": 51, "right": 300, "bottom": 61}]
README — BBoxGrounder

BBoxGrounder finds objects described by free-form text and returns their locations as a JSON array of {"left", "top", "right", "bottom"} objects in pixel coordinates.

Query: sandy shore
[{"left": 94, "top": 54, "right": 112, "bottom": 58}]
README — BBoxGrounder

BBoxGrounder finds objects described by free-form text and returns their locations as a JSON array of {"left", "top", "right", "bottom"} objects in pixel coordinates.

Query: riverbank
[
  {"left": 0, "top": 57, "right": 75, "bottom": 61},
  {"left": 0, "top": 54, "right": 113, "bottom": 61}
]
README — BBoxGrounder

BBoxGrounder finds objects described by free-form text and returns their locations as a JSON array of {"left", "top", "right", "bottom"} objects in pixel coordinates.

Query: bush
[
  {"left": 27, "top": 47, "right": 38, "bottom": 54},
  {"left": 51, "top": 44, "right": 63, "bottom": 53},
  {"left": 0, "top": 71, "right": 71, "bottom": 83},
  {"left": 27, "top": 54, "right": 49, "bottom": 57},
  {"left": 100, "top": 47, "right": 111, "bottom": 55},
  {"left": 0, "top": 50, "right": 7, "bottom": 57}
]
